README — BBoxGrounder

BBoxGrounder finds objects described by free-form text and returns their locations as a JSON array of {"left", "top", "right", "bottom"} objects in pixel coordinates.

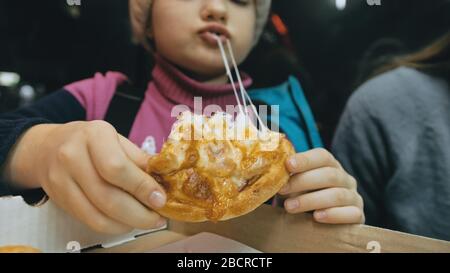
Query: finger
[
  {"left": 314, "top": 206, "right": 365, "bottom": 224},
  {"left": 279, "top": 167, "right": 356, "bottom": 195},
  {"left": 45, "top": 173, "right": 133, "bottom": 235},
  {"left": 66, "top": 148, "right": 166, "bottom": 230},
  {"left": 285, "top": 148, "right": 340, "bottom": 174},
  {"left": 118, "top": 135, "right": 150, "bottom": 171},
  {"left": 85, "top": 121, "right": 167, "bottom": 210},
  {"left": 284, "top": 188, "right": 359, "bottom": 214}
]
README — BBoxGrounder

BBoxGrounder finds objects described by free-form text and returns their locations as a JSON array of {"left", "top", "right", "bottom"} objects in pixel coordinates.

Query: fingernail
[
  {"left": 149, "top": 191, "right": 166, "bottom": 208},
  {"left": 285, "top": 199, "right": 299, "bottom": 211},
  {"left": 315, "top": 211, "right": 327, "bottom": 220},
  {"left": 288, "top": 157, "right": 298, "bottom": 170}
]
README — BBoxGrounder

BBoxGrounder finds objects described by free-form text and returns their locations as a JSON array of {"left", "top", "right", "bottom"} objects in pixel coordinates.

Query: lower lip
[{"left": 199, "top": 31, "right": 228, "bottom": 47}]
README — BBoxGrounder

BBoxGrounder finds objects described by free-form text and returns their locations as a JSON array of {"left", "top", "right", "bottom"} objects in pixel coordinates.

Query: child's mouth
[
  {"left": 199, "top": 31, "right": 227, "bottom": 46},
  {"left": 198, "top": 24, "right": 231, "bottom": 47}
]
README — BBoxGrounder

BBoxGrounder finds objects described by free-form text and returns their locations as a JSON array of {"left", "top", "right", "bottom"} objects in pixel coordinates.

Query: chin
[
  {"left": 180, "top": 58, "right": 226, "bottom": 79},
  {"left": 194, "top": 64, "right": 226, "bottom": 78}
]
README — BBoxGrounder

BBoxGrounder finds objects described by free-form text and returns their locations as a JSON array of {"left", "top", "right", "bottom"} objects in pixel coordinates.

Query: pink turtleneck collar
[{"left": 150, "top": 54, "right": 253, "bottom": 108}]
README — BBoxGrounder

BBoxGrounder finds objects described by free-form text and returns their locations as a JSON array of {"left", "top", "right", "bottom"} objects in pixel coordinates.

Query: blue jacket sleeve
[{"left": 0, "top": 89, "right": 86, "bottom": 198}]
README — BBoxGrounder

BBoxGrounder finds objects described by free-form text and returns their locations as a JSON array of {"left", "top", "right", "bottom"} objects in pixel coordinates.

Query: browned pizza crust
[
  {"left": 0, "top": 245, "right": 41, "bottom": 253},
  {"left": 147, "top": 135, "right": 294, "bottom": 222}
]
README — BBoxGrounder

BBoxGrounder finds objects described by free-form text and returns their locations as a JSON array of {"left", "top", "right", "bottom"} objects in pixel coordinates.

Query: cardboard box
[
  {"left": 1, "top": 195, "right": 449, "bottom": 253},
  {"left": 0, "top": 196, "right": 164, "bottom": 252}
]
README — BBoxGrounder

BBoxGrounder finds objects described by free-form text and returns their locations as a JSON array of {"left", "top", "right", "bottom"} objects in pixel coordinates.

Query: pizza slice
[{"left": 146, "top": 111, "right": 294, "bottom": 222}]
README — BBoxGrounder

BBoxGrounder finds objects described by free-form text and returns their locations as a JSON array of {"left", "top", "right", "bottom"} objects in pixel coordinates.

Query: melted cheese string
[
  {"left": 216, "top": 36, "right": 246, "bottom": 118},
  {"left": 215, "top": 36, "right": 270, "bottom": 134}
]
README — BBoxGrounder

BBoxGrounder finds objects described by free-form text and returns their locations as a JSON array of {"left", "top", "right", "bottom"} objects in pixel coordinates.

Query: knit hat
[{"left": 130, "top": 0, "right": 272, "bottom": 48}]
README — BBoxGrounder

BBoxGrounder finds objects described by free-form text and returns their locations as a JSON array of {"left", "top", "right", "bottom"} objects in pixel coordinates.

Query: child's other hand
[
  {"left": 7, "top": 121, "right": 167, "bottom": 234},
  {"left": 278, "top": 148, "right": 365, "bottom": 224}
]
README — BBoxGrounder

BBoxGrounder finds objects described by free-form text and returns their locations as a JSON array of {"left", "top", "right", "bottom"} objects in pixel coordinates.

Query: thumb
[{"left": 118, "top": 135, "right": 151, "bottom": 171}]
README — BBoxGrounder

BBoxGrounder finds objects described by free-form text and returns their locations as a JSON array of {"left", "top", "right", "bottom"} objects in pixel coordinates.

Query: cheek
[
  {"left": 227, "top": 6, "right": 256, "bottom": 63},
  {"left": 233, "top": 22, "right": 255, "bottom": 64},
  {"left": 152, "top": 17, "right": 191, "bottom": 65},
  {"left": 151, "top": 2, "right": 193, "bottom": 55}
]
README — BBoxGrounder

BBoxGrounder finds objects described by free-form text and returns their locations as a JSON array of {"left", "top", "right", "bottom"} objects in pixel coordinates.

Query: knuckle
[
  {"left": 86, "top": 120, "right": 115, "bottom": 136},
  {"left": 104, "top": 157, "right": 127, "bottom": 177},
  {"left": 89, "top": 120, "right": 112, "bottom": 129},
  {"left": 334, "top": 188, "right": 348, "bottom": 204},
  {"left": 357, "top": 194, "right": 364, "bottom": 208},
  {"left": 316, "top": 148, "right": 329, "bottom": 158},
  {"left": 57, "top": 145, "right": 76, "bottom": 164},
  {"left": 67, "top": 120, "right": 85, "bottom": 129},
  {"left": 297, "top": 153, "right": 310, "bottom": 170},
  {"left": 315, "top": 148, "right": 328, "bottom": 155},
  {"left": 317, "top": 148, "right": 335, "bottom": 164},
  {"left": 328, "top": 168, "right": 341, "bottom": 183},
  {"left": 349, "top": 176, "right": 357, "bottom": 189},
  {"left": 326, "top": 153, "right": 336, "bottom": 165}
]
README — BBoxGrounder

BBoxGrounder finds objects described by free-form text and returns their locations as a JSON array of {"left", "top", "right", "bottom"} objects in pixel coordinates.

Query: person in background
[{"left": 332, "top": 32, "right": 450, "bottom": 240}]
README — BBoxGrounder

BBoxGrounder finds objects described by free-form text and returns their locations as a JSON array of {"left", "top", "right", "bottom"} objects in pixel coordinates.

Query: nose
[{"left": 201, "top": 0, "right": 228, "bottom": 23}]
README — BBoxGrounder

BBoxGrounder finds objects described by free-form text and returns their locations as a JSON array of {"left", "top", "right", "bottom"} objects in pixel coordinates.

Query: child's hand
[
  {"left": 278, "top": 148, "right": 365, "bottom": 224},
  {"left": 5, "top": 121, "right": 167, "bottom": 234}
]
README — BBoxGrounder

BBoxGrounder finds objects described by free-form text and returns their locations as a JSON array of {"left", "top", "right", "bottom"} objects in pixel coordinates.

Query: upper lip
[{"left": 198, "top": 23, "right": 231, "bottom": 39}]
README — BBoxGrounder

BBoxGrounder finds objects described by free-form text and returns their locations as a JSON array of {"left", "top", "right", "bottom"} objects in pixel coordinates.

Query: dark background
[{"left": 0, "top": 0, "right": 449, "bottom": 146}]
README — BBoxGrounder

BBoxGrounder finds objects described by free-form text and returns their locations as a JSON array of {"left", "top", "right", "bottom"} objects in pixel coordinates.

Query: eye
[{"left": 231, "top": 0, "right": 250, "bottom": 6}]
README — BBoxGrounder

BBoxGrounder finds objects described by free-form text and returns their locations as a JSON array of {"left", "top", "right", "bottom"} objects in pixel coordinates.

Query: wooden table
[{"left": 93, "top": 205, "right": 450, "bottom": 253}]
